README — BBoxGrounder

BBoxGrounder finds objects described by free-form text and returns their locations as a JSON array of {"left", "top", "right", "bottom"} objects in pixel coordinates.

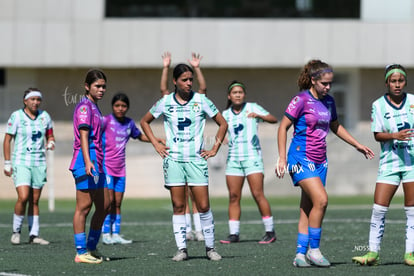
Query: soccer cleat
[
  {"left": 74, "top": 252, "right": 103, "bottom": 264},
  {"left": 111, "top": 233, "right": 132, "bottom": 244},
  {"left": 206, "top": 248, "right": 222, "bottom": 261},
  {"left": 404, "top": 252, "right": 414, "bottom": 266},
  {"left": 11, "top": 232, "right": 20, "bottom": 245},
  {"left": 29, "top": 235, "right": 50, "bottom": 245},
  {"left": 102, "top": 233, "right": 113, "bottom": 245},
  {"left": 219, "top": 234, "right": 240, "bottom": 244},
  {"left": 89, "top": 249, "right": 111, "bottom": 261},
  {"left": 258, "top": 231, "right": 276, "bottom": 244},
  {"left": 293, "top": 253, "right": 311, "bottom": 267},
  {"left": 172, "top": 248, "right": 188, "bottom": 261},
  {"left": 352, "top": 251, "right": 379, "bottom": 266},
  {"left": 194, "top": 231, "right": 205, "bottom": 242},
  {"left": 306, "top": 248, "right": 331, "bottom": 267},
  {"left": 186, "top": 231, "right": 194, "bottom": 241}
]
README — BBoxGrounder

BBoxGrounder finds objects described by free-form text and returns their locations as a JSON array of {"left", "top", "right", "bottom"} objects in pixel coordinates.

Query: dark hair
[
  {"left": 23, "top": 87, "right": 42, "bottom": 99},
  {"left": 112, "top": 92, "right": 130, "bottom": 109},
  {"left": 172, "top": 64, "right": 193, "bottom": 93},
  {"left": 84, "top": 69, "right": 107, "bottom": 93},
  {"left": 297, "top": 60, "right": 333, "bottom": 90},
  {"left": 173, "top": 63, "right": 193, "bottom": 80},
  {"left": 384, "top": 64, "right": 407, "bottom": 83},
  {"left": 226, "top": 80, "right": 246, "bottom": 109}
]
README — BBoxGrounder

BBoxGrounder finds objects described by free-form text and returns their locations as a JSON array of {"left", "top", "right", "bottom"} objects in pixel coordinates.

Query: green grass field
[{"left": 0, "top": 196, "right": 412, "bottom": 276}]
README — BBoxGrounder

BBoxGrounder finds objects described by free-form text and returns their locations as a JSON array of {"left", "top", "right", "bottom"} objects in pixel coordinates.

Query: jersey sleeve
[
  {"left": 75, "top": 104, "right": 92, "bottom": 129},
  {"left": 371, "top": 101, "right": 383, "bottom": 133},
  {"left": 130, "top": 120, "right": 142, "bottom": 139},
  {"left": 252, "top": 103, "right": 269, "bottom": 116},
  {"left": 149, "top": 97, "right": 165, "bottom": 119},
  {"left": 102, "top": 115, "right": 110, "bottom": 132},
  {"left": 202, "top": 95, "right": 219, "bottom": 118},
  {"left": 5, "top": 111, "right": 18, "bottom": 135},
  {"left": 43, "top": 111, "right": 54, "bottom": 130},
  {"left": 328, "top": 96, "right": 338, "bottom": 122},
  {"left": 285, "top": 95, "right": 304, "bottom": 121}
]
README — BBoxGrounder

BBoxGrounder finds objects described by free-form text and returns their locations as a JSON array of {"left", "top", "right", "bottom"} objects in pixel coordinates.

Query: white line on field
[{"left": 0, "top": 218, "right": 407, "bottom": 229}]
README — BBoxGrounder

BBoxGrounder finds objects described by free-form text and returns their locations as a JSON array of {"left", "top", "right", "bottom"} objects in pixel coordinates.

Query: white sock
[
  {"left": 172, "top": 215, "right": 187, "bottom": 250},
  {"left": 262, "top": 216, "right": 274, "bottom": 232},
  {"left": 229, "top": 220, "right": 240, "bottom": 235},
  {"left": 13, "top": 214, "right": 24, "bottom": 233},
  {"left": 29, "top": 216, "right": 40, "bottom": 236},
  {"left": 193, "top": 213, "right": 202, "bottom": 232},
  {"left": 199, "top": 210, "right": 215, "bottom": 248},
  {"left": 369, "top": 203, "right": 388, "bottom": 252},
  {"left": 405, "top": 206, "right": 414, "bottom": 253},
  {"left": 185, "top": 213, "right": 192, "bottom": 233}
]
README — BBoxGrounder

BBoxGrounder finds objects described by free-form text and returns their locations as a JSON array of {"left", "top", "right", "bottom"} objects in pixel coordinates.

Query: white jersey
[
  {"left": 223, "top": 102, "right": 268, "bottom": 161},
  {"left": 371, "top": 93, "right": 414, "bottom": 173},
  {"left": 150, "top": 91, "right": 218, "bottom": 162},
  {"left": 6, "top": 109, "right": 53, "bottom": 166}
]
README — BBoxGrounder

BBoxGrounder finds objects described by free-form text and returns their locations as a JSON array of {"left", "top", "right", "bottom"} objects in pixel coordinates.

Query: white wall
[{"left": 1, "top": 0, "right": 414, "bottom": 68}]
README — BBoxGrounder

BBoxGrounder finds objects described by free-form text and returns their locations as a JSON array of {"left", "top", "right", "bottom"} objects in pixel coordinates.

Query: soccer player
[
  {"left": 276, "top": 60, "right": 374, "bottom": 267},
  {"left": 101, "top": 92, "right": 158, "bottom": 245},
  {"left": 161, "top": 52, "right": 206, "bottom": 242},
  {"left": 219, "top": 80, "right": 278, "bottom": 244},
  {"left": 140, "top": 63, "right": 228, "bottom": 261},
  {"left": 3, "top": 88, "right": 55, "bottom": 245},
  {"left": 70, "top": 69, "right": 111, "bottom": 264},
  {"left": 352, "top": 64, "right": 414, "bottom": 266}
]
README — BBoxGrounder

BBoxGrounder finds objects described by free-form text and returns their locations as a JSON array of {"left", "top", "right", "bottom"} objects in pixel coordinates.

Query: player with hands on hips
[{"left": 141, "top": 62, "right": 227, "bottom": 262}]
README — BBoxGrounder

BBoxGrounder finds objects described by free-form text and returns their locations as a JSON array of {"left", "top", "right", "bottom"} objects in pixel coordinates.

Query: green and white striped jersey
[
  {"left": 371, "top": 93, "right": 414, "bottom": 173},
  {"left": 6, "top": 109, "right": 53, "bottom": 166},
  {"left": 223, "top": 102, "right": 268, "bottom": 161},
  {"left": 150, "top": 92, "right": 218, "bottom": 162}
]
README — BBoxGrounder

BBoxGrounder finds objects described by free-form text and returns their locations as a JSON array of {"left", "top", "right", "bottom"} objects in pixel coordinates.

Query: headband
[
  {"left": 228, "top": 83, "right": 245, "bottom": 92},
  {"left": 24, "top": 91, "right": 42, "bottom": 100},
  {"left": 385, "top": 68, "right": 407, "bottom": 81}
]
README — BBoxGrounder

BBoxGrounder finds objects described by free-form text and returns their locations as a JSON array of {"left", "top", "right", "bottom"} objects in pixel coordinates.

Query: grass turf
[{"left": 0, "top": 196, "right": 411, "bottom": 275}]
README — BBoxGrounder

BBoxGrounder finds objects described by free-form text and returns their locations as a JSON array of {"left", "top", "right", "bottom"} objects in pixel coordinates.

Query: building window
[
  {"left": 105, "top": 0, "right": 360, "bottom": 18},
  {"left": 0, "top": 69, "right": 5, "bottom": 86}
]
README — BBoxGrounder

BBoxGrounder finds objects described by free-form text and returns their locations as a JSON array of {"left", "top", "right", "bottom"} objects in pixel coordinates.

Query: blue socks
[
  {"left": 86, "top": 229, "right": 102, "bottom": 251},
  {"left": 309, "top": 227, "right": 322, "bottom": 249},
  {"left": 74, "top": 233, "right": 87, "bottom": 255},
  {"left": 75, "top": 229, "right": 102, "bottom": 254},
  {"left": 113, "top": 214, "right": 121, "bottom": 234},
  {"left": 296, "top": 233, "right": 309, "bottom": 254}
]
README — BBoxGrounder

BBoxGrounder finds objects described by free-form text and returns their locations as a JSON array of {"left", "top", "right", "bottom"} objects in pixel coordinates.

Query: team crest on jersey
[
  {"left": 192, "top": 103, "right": 201, "bottom": 113},
  {"left": 40, "top": 117, "right": 47, "bottom": 127},
  {"left": 410, "top": 105, "right": 414, "bottom": 114},
  {"left": 80, "top": 106, "right": 88, "bottom": 114}
]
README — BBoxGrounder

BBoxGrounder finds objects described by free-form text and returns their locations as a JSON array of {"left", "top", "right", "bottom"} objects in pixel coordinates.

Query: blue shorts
[
  {"left": 377, "top": 169, "right": 414, "bottom": 186},
  {"left": 225, "top": 158, "right": 264, "bottom": 176},
  {"left": 72, "top": 167, "right": 105, "bottom": 190},
  {"left": 105, "top": 175, "right": 126, "bottom": 192},
  {"left": 163, "top": 158, "right": 208, "bottom": 188},
  {"left": 287, "top": 154, "right": 328, "bottom": 186}
]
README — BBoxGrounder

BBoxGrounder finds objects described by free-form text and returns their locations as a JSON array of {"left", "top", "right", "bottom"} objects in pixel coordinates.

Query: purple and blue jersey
[
  {"left": 69, "top": 96, "right": 104, "bottom": 173},
  {"left": 285, "top": 90, "right": 337, "bottom": 164},
  {"left": 102, "top": 114, "right": 141, "bottom": 177}
]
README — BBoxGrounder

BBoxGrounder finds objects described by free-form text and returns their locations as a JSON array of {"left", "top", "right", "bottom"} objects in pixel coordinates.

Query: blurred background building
[{"left": 0, "top": 0, "right": 413, "bottom": 198}]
